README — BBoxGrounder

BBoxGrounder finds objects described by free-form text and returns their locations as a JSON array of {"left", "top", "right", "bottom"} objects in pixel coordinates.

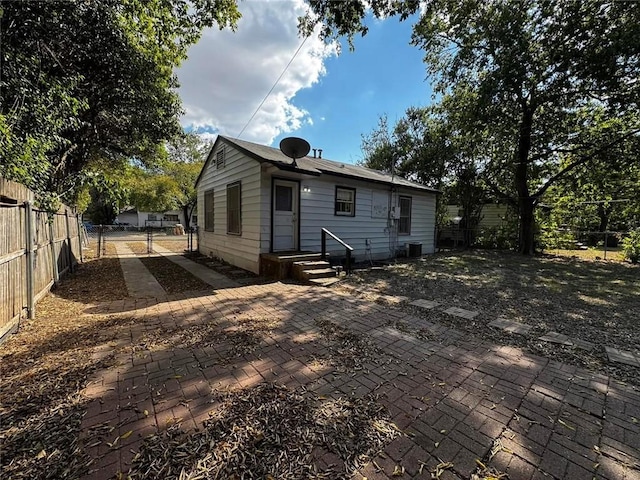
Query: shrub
[
  {"left": 538, "top": 228, "right": 577, "bottom": 250},
  {"left": 475, "top": 225, "right": 518, "bottom": 250},
  {"left": 621, "top": 228, "right": 640, "bottom": 264}
]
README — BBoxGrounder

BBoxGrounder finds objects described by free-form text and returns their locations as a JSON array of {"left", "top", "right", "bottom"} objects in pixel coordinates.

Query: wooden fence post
[
  {"left": 65, "top": 209, "right": 74, "bottom": 273},
  {"left": 25, "top": 202, "right": 35, "bottom": 319},
  {"left": 77, "top": 214, "right": 83, "bottom": 263},
  {"left": 49, "top": 214, "right": 59, "bottom": 285}
]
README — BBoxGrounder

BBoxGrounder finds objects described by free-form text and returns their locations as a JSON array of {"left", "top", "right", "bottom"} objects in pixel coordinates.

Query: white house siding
[
  {"left": 259, "top": 172, "right": 436, "bottom": 262},
  {"left": 116, "top": 211, "right": 138, "bottom": 225},
  {"left": 479, "top": 204, "right": 511, "bottom": 229},
  {"left": 197, "top": 145, "right": 263, "bottom": 273},
  {"left": 446, "top": 204, "right": 511, "bottom": 229}
]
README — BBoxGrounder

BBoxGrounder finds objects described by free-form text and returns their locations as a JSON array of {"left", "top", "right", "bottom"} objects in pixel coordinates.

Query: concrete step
[
  {"left": 309, "top": 277, "right": 342, "bottom": 287},
  {"left": 271, "top": 253, "right": 322, "bottom": 262},
  {"left": 302, "top": 268, "right": 337, "bottom": 280},
  {"left": 293, "top": 260, "right": 331, "bottom": 269}
]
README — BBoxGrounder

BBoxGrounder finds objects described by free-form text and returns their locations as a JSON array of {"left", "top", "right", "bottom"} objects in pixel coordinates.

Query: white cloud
[{"left": 177, "top": 0, "right": 336, "bottom": 145}]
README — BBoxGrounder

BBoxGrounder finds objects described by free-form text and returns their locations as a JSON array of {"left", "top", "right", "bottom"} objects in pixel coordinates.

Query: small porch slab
[{"left": 260, "top": 251, "right": 322, "bottom": 280}]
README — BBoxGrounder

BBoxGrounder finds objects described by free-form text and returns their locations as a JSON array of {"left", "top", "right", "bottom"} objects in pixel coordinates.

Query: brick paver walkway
[{"left": 79, "top": 282, "right": 640, "bottom": 480}]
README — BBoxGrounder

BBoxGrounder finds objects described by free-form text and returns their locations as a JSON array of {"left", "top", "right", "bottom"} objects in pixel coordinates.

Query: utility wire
[{"left": 236, "top": 35, "right": 310, "bottom": 139}]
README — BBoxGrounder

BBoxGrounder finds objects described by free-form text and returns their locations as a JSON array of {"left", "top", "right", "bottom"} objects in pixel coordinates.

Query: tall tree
[
  {"left": 304, "top": 0, "right": 640, "bottom": 253},
  {"left": 0, "top": 1, "right": 239, "bottom": 209},
  {"left": 128, "top": 134, "right": 208, "bottom": 229}
]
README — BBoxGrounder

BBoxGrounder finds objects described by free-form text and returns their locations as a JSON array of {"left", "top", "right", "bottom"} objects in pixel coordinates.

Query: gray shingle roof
[{"left": 220, "top": 136, "right": 439, "bottom": 193}]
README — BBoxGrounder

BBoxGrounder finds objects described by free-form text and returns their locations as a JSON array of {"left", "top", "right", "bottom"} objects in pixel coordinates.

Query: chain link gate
[{"left": 85, "top": 224, "right": 198, "bottom": 257}]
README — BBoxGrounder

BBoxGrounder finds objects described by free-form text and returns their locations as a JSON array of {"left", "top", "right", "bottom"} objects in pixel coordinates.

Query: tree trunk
[
  {"left": 597, "top": 204, "right": 609, "bottom": 232},
  {"left": 518, "top": 198, "right": 536, "bottom": 254},
  {"left": 515, "top": 102, "right": 535, "bottom": 254}
]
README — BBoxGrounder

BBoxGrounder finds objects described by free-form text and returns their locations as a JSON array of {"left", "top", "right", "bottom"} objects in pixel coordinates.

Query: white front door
[{"left": 273, "top": 179, "right": 298, "bottom": 251}]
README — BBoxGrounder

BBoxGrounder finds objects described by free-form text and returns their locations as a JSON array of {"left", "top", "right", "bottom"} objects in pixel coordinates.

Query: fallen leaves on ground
[
  {"left": 126, "top": 383, "right": 400, "bottom": 480},
  {"left": 138, "top": 255, "right": 214, "bottom": 294},
  {"left": 1, "top": 258, "right": 131, "bottom": 479},
  {"left": 342, "top": 251, "right": 640, "bottom": 386}
]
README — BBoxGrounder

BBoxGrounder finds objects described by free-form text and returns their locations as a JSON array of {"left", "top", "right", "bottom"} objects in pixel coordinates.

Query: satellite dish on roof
[{"left": 279, "top": 137, "right": 310, "bottom": 168}]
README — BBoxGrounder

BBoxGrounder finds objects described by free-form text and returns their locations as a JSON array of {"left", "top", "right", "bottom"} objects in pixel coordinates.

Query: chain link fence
[
  {"left": 84, "top": 225, "right": 198, "bottom": 257},
  {"left": 435, "top": 223, "right": 631, "bottom": 262}
]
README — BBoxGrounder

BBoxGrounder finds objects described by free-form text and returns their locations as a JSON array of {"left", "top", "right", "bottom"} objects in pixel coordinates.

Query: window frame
[
  {"left": 226, "top": 181, "right": 242, "bottom": 235},
  {"left": 398, "top": 195, "right": 412, "bottom": 235},
  {"left": 204, "top": 189, "right": 215, "bottom": 232},
  {"left": 216, "top": 147, "right": 225, "bottom": 169},
  {"left": 334, "top": 186, "right": 356, "bottom": 217}
]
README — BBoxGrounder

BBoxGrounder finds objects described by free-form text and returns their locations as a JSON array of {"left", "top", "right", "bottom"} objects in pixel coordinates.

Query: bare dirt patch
[
  {"left": 342, "top": 250, "right": 640, "bottom": 385},
  {"left": 138, "top": 256, "right": 213, "bottom": 294}
]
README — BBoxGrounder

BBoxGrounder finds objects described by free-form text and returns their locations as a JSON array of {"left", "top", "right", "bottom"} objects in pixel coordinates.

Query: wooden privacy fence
[{"left": 0, "top": 178, "right": 83, "bottom": 340}]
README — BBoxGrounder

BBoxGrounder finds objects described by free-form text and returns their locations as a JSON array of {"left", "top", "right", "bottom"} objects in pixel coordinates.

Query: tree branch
[
  {"left": 484, "top": 178, "right": 518, "bottom": 207},
  {"left": 533, "top": 128, "right": 640, "bottom": 199}
]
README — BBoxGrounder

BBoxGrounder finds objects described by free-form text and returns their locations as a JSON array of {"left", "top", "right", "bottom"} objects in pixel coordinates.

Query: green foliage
[
  {"left": 621, "top": 229, "right": 640, "bottom": 264},
  {"left": 538, "top": 228, "right": 578, "bottom": 251},
  {"left": 0, "top": 1, "right": 239, "bottom": 209},
  {"left": 475, "top": 225, "right": 518, "bottom": 251},
  {"left": 311, "top": 0, "right": 640, "bottom": 254},
  {"left": 126, "top": 134, "right": 207, "bottom": 228}
]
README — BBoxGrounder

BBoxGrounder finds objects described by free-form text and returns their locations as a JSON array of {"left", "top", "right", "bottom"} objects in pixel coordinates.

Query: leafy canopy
[
  {"left": 309, "top": 0, "right": 640, "bottom": 253},
  {"left": 0, "top": 1, "right": 239, "bottom": 209}
]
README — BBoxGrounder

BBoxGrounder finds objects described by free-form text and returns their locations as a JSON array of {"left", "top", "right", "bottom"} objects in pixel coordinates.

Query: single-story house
[
  {"left": 195, "top": 136, "right": 439, "bottom": 274},
  {"left": 115, "top": 209, "right": 196, "bottom": 228},
  {"left": 445, "top": 203, "right": 515, "bottom": 229},
  {"left": 439, "top": 203, "right": 517, "bottom": 245}
]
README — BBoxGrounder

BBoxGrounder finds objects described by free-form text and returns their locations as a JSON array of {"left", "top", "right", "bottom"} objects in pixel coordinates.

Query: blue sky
[
  {"left": 273, "top": 16, "right": 432, "bottom": 164},
  {"left": 177, "top": 1, "right": 432, "bottom": 165}
]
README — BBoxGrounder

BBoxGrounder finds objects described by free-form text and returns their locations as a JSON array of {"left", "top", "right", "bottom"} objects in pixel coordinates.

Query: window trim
[
  {"left": 334, "top": 186, "right": 356, "bottom": 217},
  {"left": 398, "top": 195, "right": 412, "bottom": 235},
  {"left": 226, "top": 181, "right": 241, "bottom": 235},
  {"left": 204, "top": 189, "right": 215, "bottom": 232},
  {"left": 216, "top": 147, "right": 225, "bottom": 169}
]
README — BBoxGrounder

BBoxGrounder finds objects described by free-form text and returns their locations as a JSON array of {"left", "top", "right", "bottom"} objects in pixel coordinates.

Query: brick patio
[{"left": 79, "top": 282, "right": 640, "bottom": 479}]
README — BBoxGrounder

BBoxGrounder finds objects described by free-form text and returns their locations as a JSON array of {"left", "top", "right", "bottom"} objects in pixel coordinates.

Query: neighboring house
[
  {"left": 440, "top": 203, "right": 515, "bottom": 242},
  {"left": 115, "top": 209, "right": 194, "bottom": 227},
  {"left": 195, "top": 136, "right": 439, "bottom": 274},
  {"left": 445, "top": 203, "right": 514, "bottom": 229}
]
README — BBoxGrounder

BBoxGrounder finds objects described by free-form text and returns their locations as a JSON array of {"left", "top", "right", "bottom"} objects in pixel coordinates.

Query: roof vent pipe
[
  {"left": 312, "top": 148, "right": 317, "bottom": 158},
  {"left": 318, "top": 149, "right": 322, "bottom": 159}
]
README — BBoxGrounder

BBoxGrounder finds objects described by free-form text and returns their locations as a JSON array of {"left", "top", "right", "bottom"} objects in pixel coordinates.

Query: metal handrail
[{"left": 321, "top": 228, "right": 354, "bottom": 274}]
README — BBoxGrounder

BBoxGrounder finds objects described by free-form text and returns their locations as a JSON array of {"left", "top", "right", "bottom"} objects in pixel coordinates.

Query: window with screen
[
  {"left": 204, "top": 189, "right": 214, "bottom": 231},
  {"left": 227, "top": 182, "right": 241, "bottom": 234},
  {"left": 398, "top": 196, "right": 412, "bottom": 235},
  {"left": 275, "top": 185, "right": 293, "bottom": 211},
  {"left": 335, "top": 187, "right": 356, "bottom": 216}
]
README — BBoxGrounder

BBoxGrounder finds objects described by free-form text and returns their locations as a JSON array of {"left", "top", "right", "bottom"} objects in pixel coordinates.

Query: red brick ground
[{"left": 79, "top": 282, "right": 640, "bottom": 479}]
